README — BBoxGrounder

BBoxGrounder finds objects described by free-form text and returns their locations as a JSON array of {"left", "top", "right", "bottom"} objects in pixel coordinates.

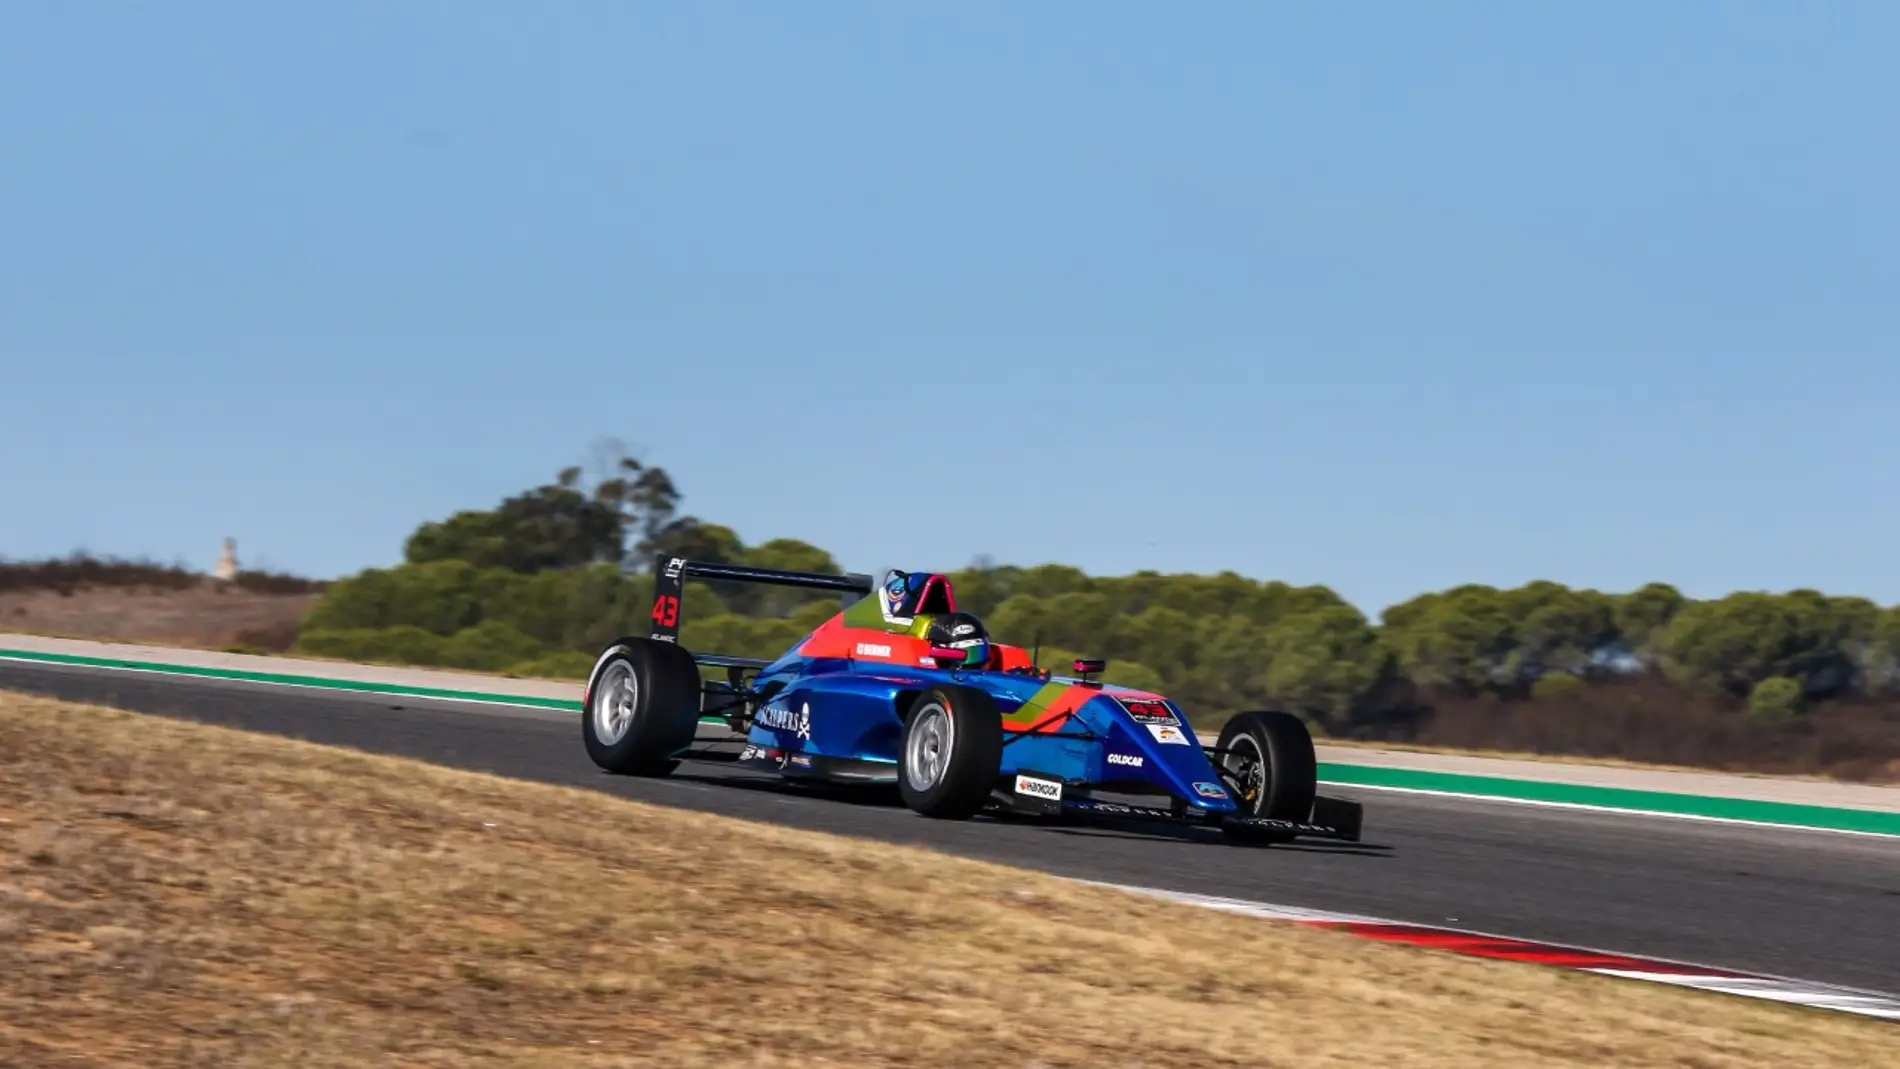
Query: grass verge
[{"left": 2, "top": 691, "right": 1895, "bottom": 1068}]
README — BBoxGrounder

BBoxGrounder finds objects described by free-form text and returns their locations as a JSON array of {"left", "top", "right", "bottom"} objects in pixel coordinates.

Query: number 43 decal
[{"left": 650, "top": 594, "right": 680, "bottom": 627}]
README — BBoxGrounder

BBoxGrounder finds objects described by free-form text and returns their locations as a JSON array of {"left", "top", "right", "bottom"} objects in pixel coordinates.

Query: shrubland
[{"left": 9, "top": 445, "right": 1900, "bottom": 780}]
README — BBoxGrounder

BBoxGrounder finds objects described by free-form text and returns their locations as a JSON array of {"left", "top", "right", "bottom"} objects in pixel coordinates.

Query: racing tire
[
  {"left": 1213, "top": 710, "right": 1318, "bottom": 845},
  {"left": 897, "top": 685, "right": 1003, "bottom": 820},
  {"left": 581, "top": 637, "right": 702, "bottom": 776}
]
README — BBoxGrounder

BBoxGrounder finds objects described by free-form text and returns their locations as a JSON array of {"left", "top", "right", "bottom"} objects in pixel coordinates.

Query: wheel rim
[
  {"left": 591, "top": 660, "right": 639, "bottom": 745},
  {"left": 1221, "top": 734, "right": 1266, "bottom": 810},
  {"left": 904, "top": 701, "right": 953, "bottom": 792}
]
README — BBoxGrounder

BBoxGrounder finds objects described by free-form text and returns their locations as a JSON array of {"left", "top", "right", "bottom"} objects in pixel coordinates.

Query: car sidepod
[{"left": 737, "top": 664, "right": 934, "bottom": 782}]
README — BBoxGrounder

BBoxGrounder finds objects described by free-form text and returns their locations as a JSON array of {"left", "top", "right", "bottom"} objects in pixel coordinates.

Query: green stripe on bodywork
[
  {"left": 1002, "top": 680, "right": 1074, "bottom": 727},
  {"left": 840, "top": 595, "right": 935, "bottom": 635},
  {"left": 1316, "top": 762, "right": 1900, "bottom": 837},
  {"left": 6, "top": 646, "right": 1897, "bottom": 836}
]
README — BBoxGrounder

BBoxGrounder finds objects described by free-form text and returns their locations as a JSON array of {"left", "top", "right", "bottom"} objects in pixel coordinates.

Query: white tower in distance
[{"left": 212, "top": 537, "right": 239, "bottom": 581}]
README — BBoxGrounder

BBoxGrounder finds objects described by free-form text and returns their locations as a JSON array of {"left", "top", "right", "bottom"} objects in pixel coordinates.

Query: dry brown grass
[
  {"left": 0, "top": 585, "right": 315, "bottom": 652},
  {"left": 1, "top": 692, "right": 1895, "bottom": 1068}
]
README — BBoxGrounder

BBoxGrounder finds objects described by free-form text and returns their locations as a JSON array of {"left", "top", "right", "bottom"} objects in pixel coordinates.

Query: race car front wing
[
  {"left": 1068, "top": 795, "right": 1364, "bottom": 842},
  {"left": 1000, "top": 770, "right": 1364, "bottom": 843}
]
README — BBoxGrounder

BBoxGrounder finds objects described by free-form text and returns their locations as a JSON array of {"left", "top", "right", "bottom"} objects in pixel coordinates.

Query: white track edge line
[
  {"left": 0, "top": 654, "right": 566, "bottom": 711},
  {"left": 1095, "top": 881, "right": 1900, "bottom": 1022},
  {"left": 1320, "top": 779, "right": 1900, "bottom": 839},
  {"left": 1096, "top": 883, "right": 1900, "bottom": 1003}
]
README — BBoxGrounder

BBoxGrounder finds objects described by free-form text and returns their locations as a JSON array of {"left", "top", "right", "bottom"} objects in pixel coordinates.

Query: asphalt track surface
[{"left": 7, "top": 659, "right": 1900, "bottom": 998}]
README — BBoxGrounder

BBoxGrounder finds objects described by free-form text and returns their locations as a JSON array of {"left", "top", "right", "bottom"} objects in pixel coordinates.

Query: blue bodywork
[
  {"left": 735, "top": 650, "right": 1240, "bottom": 814},
  {"left": 611, "top": 556, "right": 1361, "bottom": 842}
]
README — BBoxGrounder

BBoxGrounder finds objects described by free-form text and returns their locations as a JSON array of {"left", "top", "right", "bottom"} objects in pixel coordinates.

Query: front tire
[
  {"left": 1214, "top": 709, "right": 1318, "bottom": 845},
  {"left": 897, "top": 686, "right": 1003, "bottom": 819},
  {"left": 582, "top": 638, "right": 702, "bottom": 776}
]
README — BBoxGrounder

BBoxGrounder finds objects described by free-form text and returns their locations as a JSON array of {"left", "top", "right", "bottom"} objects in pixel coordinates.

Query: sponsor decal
[
  {"left": 1146, "top": 723, "right": 1190, "bottom": 746},
  {"left": 664, "top": 557, "right": 687, "bottom": 579},
  {"left": 1106, "top": 753, "right": 1144, "bottom": 768},
  {"left": 1014, "top": 774, "right": 1063, "bottom": 801},
  {"left": 855, "top": 642, "right": 892, "bottom": 658},
  {"left": 755, "top": 700, "right": 812, "bottom": 740},
  {"left": 739, "top": 744, "right": 781, "bottom": 764},
  {"left": 788, "top": 753, "right": 813, "bottom": 769},
  {"left": 952, "top": 622, "right": 976, "bottom": 637},
  {"left": 1193, "top": 781, "right": 1229, "bottom": 800},
  {"left": 650, "top": 593, "right": 682, "bottom": 629},
  {"left": 1116, "top": 697, "right": 1176, "bottom": 724}
]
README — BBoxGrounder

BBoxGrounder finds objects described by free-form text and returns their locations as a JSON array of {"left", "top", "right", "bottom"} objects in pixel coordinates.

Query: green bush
[
  {"left": 1531, "top": 672, "right": 1585, "bottom": 700},
  {"left": 1746, "top": 676, "right": 1805, "bottom": 724},
  {"left": 1030, "top": 646, "right": 1167, "bottom": 693},
  {"left": 293, "top": 625, "right": 451, "bottom": 666},
  {"left": 279, "top": 453, "right": 1900, "bottom": 755},
  {"left": 504, "top": 651, "right": 596, "bottom": 680},
  {"left": 439, "top": 620, "right": 546, "bottom": 672}
]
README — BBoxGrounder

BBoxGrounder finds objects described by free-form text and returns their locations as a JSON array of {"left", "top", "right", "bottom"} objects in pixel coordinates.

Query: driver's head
[
  {"left": 924, "top": 611, "right": 992, "bottom": 669},
  {"left": 882, "top": 570, "right": 914, "bottom": 617}
]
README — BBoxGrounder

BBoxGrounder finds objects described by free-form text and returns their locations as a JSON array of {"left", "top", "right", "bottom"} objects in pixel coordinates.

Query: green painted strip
[
  {"left": 1317, "top": 762, "right": 1900, "bottom": 837},
  {"left": 0, "top": 646, "right": 758, "bottom": 724},
  {"left": 0, "top": 647, "right": 582, "bottom": 711},
  {"left": 7, "top": 646, "right": 1897, "bottom": 836}
]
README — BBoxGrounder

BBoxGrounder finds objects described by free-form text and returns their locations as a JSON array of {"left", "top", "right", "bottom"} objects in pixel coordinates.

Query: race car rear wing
[{"left": 646, "top": 553, "right": 875, "bottom": 661}]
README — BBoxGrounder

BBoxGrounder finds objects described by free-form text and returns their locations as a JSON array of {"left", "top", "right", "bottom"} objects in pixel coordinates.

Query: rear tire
[
  {"left": 1214, "top": 710, "right": 1317, "bottom": 845},
  {"left": 581, "top": 638, "right": 702, "bottom": 776},
  {"left": 897, "top": 685, "right": 1003, "bottom": 819}
]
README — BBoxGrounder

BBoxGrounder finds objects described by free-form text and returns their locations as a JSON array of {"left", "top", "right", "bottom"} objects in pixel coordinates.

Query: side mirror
[
  {"left": 928, "top": 646, "right": 968, "bottom": 670},
  {"left": 1072, "top": 658, "right": 1105, "bottom": 681}
]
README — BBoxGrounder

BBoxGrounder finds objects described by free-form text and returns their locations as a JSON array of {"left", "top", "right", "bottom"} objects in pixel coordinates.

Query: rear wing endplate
[{"left": 647, "top": 554, "right": 874, "bottom": 649}]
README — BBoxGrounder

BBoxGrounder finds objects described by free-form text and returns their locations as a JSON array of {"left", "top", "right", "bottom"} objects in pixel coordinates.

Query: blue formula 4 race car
[{"left": 580, "top": 556, "right": 1365, "bottom": 846}]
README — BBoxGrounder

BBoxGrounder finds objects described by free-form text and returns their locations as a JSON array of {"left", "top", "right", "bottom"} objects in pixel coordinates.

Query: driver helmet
[
  {"left": 882, "top": 570, "right": 914, "bottom": 617},
  {"left": 924, "top": 611, "right": 992, "bottom": 670}
]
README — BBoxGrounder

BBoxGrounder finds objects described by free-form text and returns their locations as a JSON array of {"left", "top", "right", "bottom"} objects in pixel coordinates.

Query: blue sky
[{"left": 3, "top": 2, "right": 1896, "bottom": 616}]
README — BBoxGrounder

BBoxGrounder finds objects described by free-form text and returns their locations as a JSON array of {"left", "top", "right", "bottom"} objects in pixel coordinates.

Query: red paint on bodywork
[{"left": 796, "top": 613, "right": 1038, "bottom": 673}]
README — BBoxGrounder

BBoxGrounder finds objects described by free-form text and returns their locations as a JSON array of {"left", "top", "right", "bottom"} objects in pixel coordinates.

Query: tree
[
  {"left": 1658, "top": 590, "right": 1859, "bottom": 700},
  {"left": 1507, "top": 583, "right": 1618, "bottom": 679},
  {"left": 298, "top": 439, "right": 1900, "bottom": 783},
  {"left": 403, "top": 446, "right": 688, "bottom": 575},
  {"left": 1256, "top": 604, "right": 1397, "bottom": 733},
  {"left": 732, "top": 538, "right": 845, "bottom": 617},
  {"left": 946, "top": 556, "right": 1020, "bottom": 618},
  {"left": 577, "top": 445, "right": 684, "bottom": 560},
  {"left": 1379, "top": 585, "right": 1517, "bottom": 692},
  {"left": 1747, "top": 676, "right": 1804, "bottom": 724},
  {"left": 1857, "top": 607, "right": 1900, "bottom": 697},
  {"left": 646, "top": 519, "right": 744, "bottom": 566},
  {"left": 1615, "top": 582, "right": 1685, "bottom": 665}
]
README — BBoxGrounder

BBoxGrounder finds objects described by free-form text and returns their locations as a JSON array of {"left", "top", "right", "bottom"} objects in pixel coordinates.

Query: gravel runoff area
[{"left": 6, "top": 631, "right": 1899, "bottom": 815}]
